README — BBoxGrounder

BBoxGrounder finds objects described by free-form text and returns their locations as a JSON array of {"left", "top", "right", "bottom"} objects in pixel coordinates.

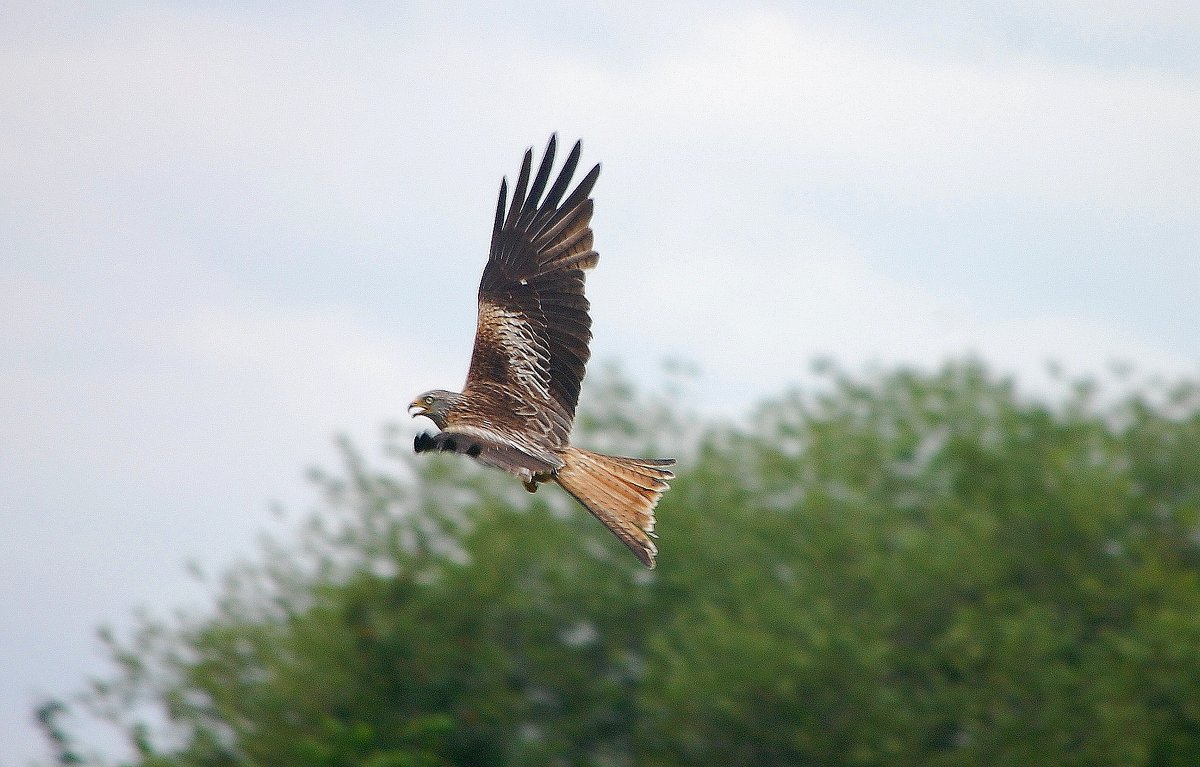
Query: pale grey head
[{"left": 408, "top": 389, "right": 462, "bottom": 430}]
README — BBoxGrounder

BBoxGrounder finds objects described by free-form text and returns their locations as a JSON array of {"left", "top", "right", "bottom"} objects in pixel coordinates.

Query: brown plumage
[{"left": 409, "top": 136, "right": 674, "bottom": 568}]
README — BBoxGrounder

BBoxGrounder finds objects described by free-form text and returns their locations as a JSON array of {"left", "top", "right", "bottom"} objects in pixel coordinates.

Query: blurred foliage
[{"left": 38, "top": 360, "right": 1200, "bottom": 767}]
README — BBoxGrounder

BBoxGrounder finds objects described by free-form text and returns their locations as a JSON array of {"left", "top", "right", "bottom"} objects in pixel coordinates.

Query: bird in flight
[{"left": 409, "top": 136, "right": 674, "bottom": 568}]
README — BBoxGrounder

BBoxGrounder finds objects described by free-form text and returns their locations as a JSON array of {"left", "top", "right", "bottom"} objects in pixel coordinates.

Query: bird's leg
[
  {"left": 518, "top": 467, "right": 538, "bottom": 493},
  {"left": 522, "top": 471, "right": 552, "bottom": 494}
]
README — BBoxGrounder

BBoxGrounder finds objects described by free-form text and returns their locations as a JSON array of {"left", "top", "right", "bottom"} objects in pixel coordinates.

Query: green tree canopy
[{"left": 43, "top": 361, "right": 1200, "bottom": 767}]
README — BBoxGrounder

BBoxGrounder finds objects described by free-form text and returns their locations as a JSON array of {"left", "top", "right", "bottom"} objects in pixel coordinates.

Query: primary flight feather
[{"left": 409, "top": 135, "right": 674, "bottom": 568}]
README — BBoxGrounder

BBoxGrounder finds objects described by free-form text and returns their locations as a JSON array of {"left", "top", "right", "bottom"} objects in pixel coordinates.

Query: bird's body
[{"left": 410, "top": 136, "right": 674, "bottom": 568}]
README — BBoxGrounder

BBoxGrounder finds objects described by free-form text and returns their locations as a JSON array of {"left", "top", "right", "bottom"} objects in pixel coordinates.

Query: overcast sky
[{"left": 2, "top": 1, "right": 1198, "bottom": 763}]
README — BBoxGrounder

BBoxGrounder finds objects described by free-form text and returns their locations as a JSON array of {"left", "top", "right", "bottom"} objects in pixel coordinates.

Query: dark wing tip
[
  {"left": 578, "top": 162, "right": 601, "bottom": 197},
  {"left": 504, "top": 148, "right": 534, "bottom": 225},
  {"left": 493, "top": 176, "right": 508, "bottom": 236},
  {"left": 520, "top": 135, "right": 560, "bottom": 224}
]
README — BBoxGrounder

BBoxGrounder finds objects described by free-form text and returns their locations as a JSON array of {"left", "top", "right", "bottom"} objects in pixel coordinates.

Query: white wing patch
[{"left": 479, "top": 299, "right": 552, "bottom": 404}]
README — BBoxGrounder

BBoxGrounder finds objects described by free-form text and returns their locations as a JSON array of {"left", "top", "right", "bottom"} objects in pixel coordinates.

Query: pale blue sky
[{"left": 2, "top": 2, "right": 1198, "bottom": 762}]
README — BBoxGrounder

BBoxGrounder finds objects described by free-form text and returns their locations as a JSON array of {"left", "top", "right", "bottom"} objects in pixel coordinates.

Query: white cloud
[
  {"left": 1008, "top": 0, "right": 1199, "bottom": 30},
  {"left": 592, "top": 10, "right": 1198, "bottom": 213},
  {"left": 593, "top": 223, "right": 1195, "bottom": 410},
  {"left": 172, "top": 303, "right": 457, "bottom": 416},
  {"left": 4, "top": 4, "right": 1196, "bottom": 238}
]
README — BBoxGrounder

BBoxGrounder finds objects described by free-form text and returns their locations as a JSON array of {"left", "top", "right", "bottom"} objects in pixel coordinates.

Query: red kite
[{"left": 410, "top": 136, "right": 674, "bottom": 567}]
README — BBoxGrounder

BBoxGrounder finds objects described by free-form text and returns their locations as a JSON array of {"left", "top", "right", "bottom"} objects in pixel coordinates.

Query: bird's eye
[{"left": 424, "top": 396, "right": 433, "bottom": 405}]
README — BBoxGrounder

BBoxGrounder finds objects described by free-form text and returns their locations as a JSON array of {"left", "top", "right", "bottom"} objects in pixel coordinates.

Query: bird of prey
[{"left": 409, "top": 136, "right": 674, "bottom": 568}]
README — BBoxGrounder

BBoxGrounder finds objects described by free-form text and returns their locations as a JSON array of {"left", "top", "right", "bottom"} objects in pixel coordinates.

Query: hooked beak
[{"left": 408, "top": 401, "right": 427, "bottom": 418}]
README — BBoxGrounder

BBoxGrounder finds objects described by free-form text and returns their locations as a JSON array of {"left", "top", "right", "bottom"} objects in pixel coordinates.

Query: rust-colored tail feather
[{"left": 554, "top": 447, "right": 675, "bottom": 568}]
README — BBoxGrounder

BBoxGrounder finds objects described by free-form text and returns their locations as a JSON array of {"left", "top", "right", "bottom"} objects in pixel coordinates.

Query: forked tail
[{"left": 554, "top": 447, "right": 676, "bottom": 568}]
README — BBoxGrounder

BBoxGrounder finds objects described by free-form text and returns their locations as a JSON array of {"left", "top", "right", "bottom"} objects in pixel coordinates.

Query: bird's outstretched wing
[{"left": 458, "top": 135, "right": 600, "bottom": 449}]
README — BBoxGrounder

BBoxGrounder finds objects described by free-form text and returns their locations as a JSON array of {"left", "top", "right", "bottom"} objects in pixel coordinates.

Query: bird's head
[{"left": 408, "top": 389, "right": 459, "bottom": 429}]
